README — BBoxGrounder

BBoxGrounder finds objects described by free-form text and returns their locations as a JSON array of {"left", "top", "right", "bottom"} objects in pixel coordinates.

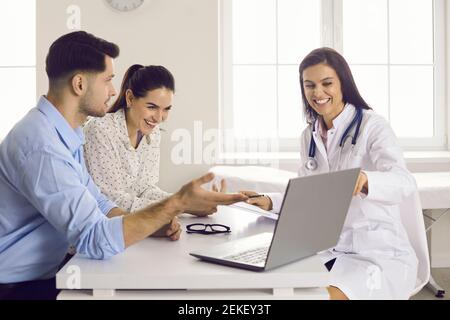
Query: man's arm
[
  {"left": 107, "top": 206, "right": 182, "bottom": 242},
  {"left": 121, "top": 173, "right": 248, "bottom": 248},
  {"left": 20, "top": 150, "right": 125, "bottom": 259},
  {"left": 123, "top": 196, "right": 181, "bottom": 247}
]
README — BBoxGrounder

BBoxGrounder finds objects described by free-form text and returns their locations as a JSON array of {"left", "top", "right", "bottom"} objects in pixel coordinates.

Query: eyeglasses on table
[{"left": 186, "top": 223, "right": 231, "bottom": 235}]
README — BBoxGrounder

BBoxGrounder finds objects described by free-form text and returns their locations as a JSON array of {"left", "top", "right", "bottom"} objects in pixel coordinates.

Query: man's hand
[
  {"left": 150, "top": 217, "right": 182, "bottom": 241},
  {"left": 123, "top": 173, "right": 247, "bottom": 248},
  {"left": 175, "top": 173, "right": 248, "bottom": 216},
  {"left": 186, "top": 178, "right": 228, "bottom": 217},
  {"left": 353, "top": 171, "right": 368, "bottom": 196}
]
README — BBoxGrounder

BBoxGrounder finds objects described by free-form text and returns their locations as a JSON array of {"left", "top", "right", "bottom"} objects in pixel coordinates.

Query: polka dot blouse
[{"left": 83, "top": 108, "right": 171, "bottom": 212}]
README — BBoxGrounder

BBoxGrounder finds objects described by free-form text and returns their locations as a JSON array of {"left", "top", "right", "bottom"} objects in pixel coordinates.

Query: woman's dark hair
[
  {"left": 299, "top": 47, "right": 371, "bottom": 123},
  {"left": 110, "top": 65, "right": 175, "bottom": 113},
  {"left": 46, "top": 31, "right": 120, "bottom": 86}
]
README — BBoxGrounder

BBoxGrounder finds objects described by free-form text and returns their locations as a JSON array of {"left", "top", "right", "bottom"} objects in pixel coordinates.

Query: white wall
[{"left": 37, "top": 0, "right": 219, "bottom": 193}]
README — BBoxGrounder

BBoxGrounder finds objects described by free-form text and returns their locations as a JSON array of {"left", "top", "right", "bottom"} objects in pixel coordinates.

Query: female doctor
[{"left": 243, "top": 48, "right": 418, "bottom": 300}]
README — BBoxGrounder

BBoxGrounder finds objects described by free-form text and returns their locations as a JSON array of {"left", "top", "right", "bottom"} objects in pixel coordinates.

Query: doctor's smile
[
  {"left": 302, "top": 65, "right": 347, "bottom": 130},
  {"left": 313, "top": 98, "right": 331, "bottom": 105}
]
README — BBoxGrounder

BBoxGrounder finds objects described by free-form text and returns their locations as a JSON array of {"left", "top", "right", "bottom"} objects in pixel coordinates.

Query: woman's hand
[
  {"left": 240, "top": 190, "right": 273, "bottom": 211},
  {"left": 151, "top": 217, "right": 182, "bottom": 241},
  {"left": 353, "top": 171, "right": 368, "bottom": 196}
]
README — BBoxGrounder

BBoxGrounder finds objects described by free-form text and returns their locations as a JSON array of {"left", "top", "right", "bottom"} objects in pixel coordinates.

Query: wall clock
[{"left": 105, "top": 0, "right": 145, "bottom": 12}]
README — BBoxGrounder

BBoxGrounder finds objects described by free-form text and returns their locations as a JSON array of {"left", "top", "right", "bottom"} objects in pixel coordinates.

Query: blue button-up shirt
[{"left": 0, "top": 96, "right": 125, "bottom": 283}]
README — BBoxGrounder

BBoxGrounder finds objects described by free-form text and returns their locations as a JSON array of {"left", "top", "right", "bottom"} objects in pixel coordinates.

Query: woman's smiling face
[
  {"left": 126, "top": 87, "right": 173, "bottom": 136},
  {"left": 302, "top": 63, "right": 345, "bottom": 126}
]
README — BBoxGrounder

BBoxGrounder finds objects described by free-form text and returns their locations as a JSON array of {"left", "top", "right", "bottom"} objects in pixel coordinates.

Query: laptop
[{"left": 190, "top": 168, "right": 360, "bottom": 271}]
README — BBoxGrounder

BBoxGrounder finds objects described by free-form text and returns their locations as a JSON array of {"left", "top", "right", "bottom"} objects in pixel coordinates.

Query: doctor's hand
[
  {"left": 150, "top": 217, "right": 182, "bottom": 241},
  {"left": 240, "top": 191, "right": 273, "bottom": 211},
  {"left": 353, "top": 171, "right": 369, "bottom": 196},
  {"left": 176, "top": 173, "right": 248, "bottom": 217}
]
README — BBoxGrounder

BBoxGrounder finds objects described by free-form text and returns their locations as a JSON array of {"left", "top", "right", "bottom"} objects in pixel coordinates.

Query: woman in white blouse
[{"left": 84, "top": 65, "right": 176, "bottom": 212}]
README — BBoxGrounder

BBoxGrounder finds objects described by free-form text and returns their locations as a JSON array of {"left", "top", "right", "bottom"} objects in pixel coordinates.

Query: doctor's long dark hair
[
  {"left": 109, "top": 64, "right": 175, "bottom": 113},
  {"left": 299, "top": 47, "right": 371, "bottom": 123}
]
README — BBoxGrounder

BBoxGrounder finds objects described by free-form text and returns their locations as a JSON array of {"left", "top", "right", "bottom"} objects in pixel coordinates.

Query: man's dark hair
[{"left": 46, "top": 31, "right": 120, "bottom": 86}]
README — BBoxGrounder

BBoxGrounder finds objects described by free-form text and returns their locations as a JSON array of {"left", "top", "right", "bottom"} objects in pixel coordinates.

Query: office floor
[{"left": 411, "top": 268, "right": 450, "bottom": 300}]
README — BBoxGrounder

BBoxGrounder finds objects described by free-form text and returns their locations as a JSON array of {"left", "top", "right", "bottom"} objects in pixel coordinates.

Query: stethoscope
[{"left": 305, "top": 107, "right": 363, "bottom": 171}]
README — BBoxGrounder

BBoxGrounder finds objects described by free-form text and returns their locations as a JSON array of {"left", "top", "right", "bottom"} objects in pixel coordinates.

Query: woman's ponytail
[{"left": 109, "top": 64, "right": 144, "bottom": 113}]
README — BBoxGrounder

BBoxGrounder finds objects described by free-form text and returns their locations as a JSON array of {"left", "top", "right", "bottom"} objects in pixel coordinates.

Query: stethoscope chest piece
[{"left": 305, "top": 158, "right": 318, "bottom": 171}]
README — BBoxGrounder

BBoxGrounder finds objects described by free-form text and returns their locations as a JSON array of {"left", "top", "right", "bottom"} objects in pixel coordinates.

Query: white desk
[{"left": 56, "top": 206, "right": 329, "bottom": 300}]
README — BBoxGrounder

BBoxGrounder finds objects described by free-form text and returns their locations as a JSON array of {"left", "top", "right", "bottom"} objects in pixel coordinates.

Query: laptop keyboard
[{"left": 223, "top": 246, "right": 269, "bottom": 265}]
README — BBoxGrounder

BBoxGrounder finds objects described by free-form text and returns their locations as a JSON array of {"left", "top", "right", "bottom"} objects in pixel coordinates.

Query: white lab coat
[{"left": 268, "top": 104, "right": 418, "bottom": 299}]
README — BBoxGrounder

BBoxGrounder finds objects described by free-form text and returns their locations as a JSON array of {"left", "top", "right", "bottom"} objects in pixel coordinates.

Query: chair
[{"left": 209, "top": 165, "right": 431, "bottom": 298}]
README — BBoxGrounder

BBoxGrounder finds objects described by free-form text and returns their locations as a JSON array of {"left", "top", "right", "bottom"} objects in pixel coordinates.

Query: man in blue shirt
[{"left": 0, "top": 31, "right": 246, "bottom": 300}]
